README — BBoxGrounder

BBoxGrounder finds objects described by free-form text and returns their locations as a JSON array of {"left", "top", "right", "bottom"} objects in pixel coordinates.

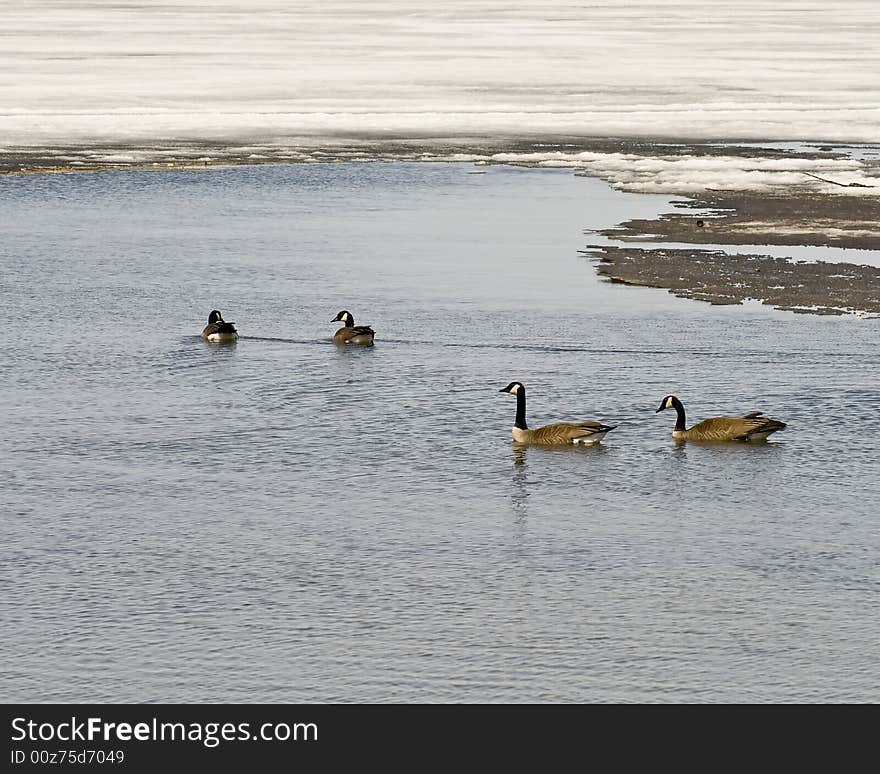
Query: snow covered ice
[{"left": 3, "top": 0, "right": 879, "bottom": 145}]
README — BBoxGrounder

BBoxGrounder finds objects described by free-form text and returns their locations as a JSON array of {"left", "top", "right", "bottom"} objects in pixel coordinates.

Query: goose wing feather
[
  {"left": 334, "top": 325, "right": 375, "bottom": 343},
  {"left": 688, "top": 415, "right": 786, "bottom": 441},
  {"left": 202, "top": 321, "right": 237, "bottom": 337},
  {"left": 530, "top": 421, "right": 615, "bottom": 444}
]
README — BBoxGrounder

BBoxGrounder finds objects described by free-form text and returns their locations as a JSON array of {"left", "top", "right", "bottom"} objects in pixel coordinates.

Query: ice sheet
[{"left": 2, "top": 1, "right": 880, "bottom": 145}]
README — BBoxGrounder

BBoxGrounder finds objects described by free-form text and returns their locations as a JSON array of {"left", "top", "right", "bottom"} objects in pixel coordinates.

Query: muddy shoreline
[
  {"left": 601, "top": 191, "right": 880, "bottom": 251},
  {"left": 589, "top": 245, "right": 880, "bottom": 315},
  {"left": 588, "top": 188, "right": 880, "bottom": 316}
]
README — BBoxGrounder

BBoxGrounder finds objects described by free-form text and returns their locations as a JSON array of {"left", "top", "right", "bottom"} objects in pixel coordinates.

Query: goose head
[
  {"left": 500, "top": 382, "right": 525, "bottom": 396},
  {"left": 208, "top": 309, "right": 224, "bottom": 325},
  {"left": 332, "top": 310, "right": 354, "bottom": 326},
  {"left": 655, "top": 395, "right": 681, "bottom": 413}
]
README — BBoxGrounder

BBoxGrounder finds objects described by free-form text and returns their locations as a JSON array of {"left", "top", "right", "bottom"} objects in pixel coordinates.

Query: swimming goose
[
  {"left": 200, "top": 309, "right": 239, "bottom": 343},
  {"left": 500, "top": 382, "right": 616, "bottom": 445},
  {"left": 331, "top": 310, "right": 375, "bottom": 345},
  {"left": 655, "top": 395, "right": 786, "bottom": 442}
]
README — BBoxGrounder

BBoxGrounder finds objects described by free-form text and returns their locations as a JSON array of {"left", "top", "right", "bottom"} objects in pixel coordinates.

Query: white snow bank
[
  {"left": 2, "top": 0, "right": 880, "bottom": 144},
  {"left": 447, "top": 150, "right": 880, "bottom": 196}
]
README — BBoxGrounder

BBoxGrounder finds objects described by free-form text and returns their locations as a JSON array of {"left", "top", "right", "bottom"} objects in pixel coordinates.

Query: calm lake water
[{"left": 2, "top": 162, "right": 878, "bottom": 702}]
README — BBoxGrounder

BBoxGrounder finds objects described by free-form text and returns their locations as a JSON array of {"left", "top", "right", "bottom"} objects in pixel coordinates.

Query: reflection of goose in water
[
  {"left": 510, "top": 447, "right": 529, "bottom": 523},
  {"left": 655, "top": 395, "right": 786, "bottom": 442},
  {"left": 499, "top": 382, "right": 616, "bottom": 445}
]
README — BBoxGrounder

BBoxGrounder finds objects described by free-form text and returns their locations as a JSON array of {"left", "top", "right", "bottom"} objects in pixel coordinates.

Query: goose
[
  {"left": 200, "top": 309, "right": 239, "bottom": 343},
  {"left": 331, "top": 310, "right": 375, "bottom": 345},
  {"left": 655, "top": 394, "right": 786, "bottom": 442},
  {"left": 499, "top": 382, "right": 616, "bottom": 445}
]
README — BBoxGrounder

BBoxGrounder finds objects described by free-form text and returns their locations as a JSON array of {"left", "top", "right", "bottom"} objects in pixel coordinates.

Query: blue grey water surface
[{"left": 1, "top": 162, "right": 878, "bottom": 702}]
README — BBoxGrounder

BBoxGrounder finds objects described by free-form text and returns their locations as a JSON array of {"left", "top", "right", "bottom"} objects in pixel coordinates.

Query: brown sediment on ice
[
  {"left": 0, "top": 135, "right": 862, "bottom": 176},
  {"left": 587, "top": 245, "right": 880, "bottom": 316},
  {"left": 0, "top": 137, "right": 625, "bottom": 175},
  {"left": 602, "top": 191, "right": 880, "bottom": 251}
]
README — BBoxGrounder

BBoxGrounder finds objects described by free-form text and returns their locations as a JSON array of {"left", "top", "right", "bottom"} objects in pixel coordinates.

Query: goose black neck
[
  {"left": 671, "top": 397, "right": 686, "bottom": 431},
  {"left": 514, "top": 388, "right": 528, "bottom": 430}
]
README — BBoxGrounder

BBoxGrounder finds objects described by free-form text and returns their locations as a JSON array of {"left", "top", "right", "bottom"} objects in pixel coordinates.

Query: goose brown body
[
  {"left": 656, "top": 395, "right": 786, "bottom": 442},
  {"left": 331, "top": 310, "right": 375, "bottom": 345},
  {"left": 514, "top": 420, "right": 615, "bottom": 445},
  {"left": 500, "top": 382, "right": 616, "bottom": 446},
  {"left": 200, "top": 309, "right": 238, "bottom": 342}
]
